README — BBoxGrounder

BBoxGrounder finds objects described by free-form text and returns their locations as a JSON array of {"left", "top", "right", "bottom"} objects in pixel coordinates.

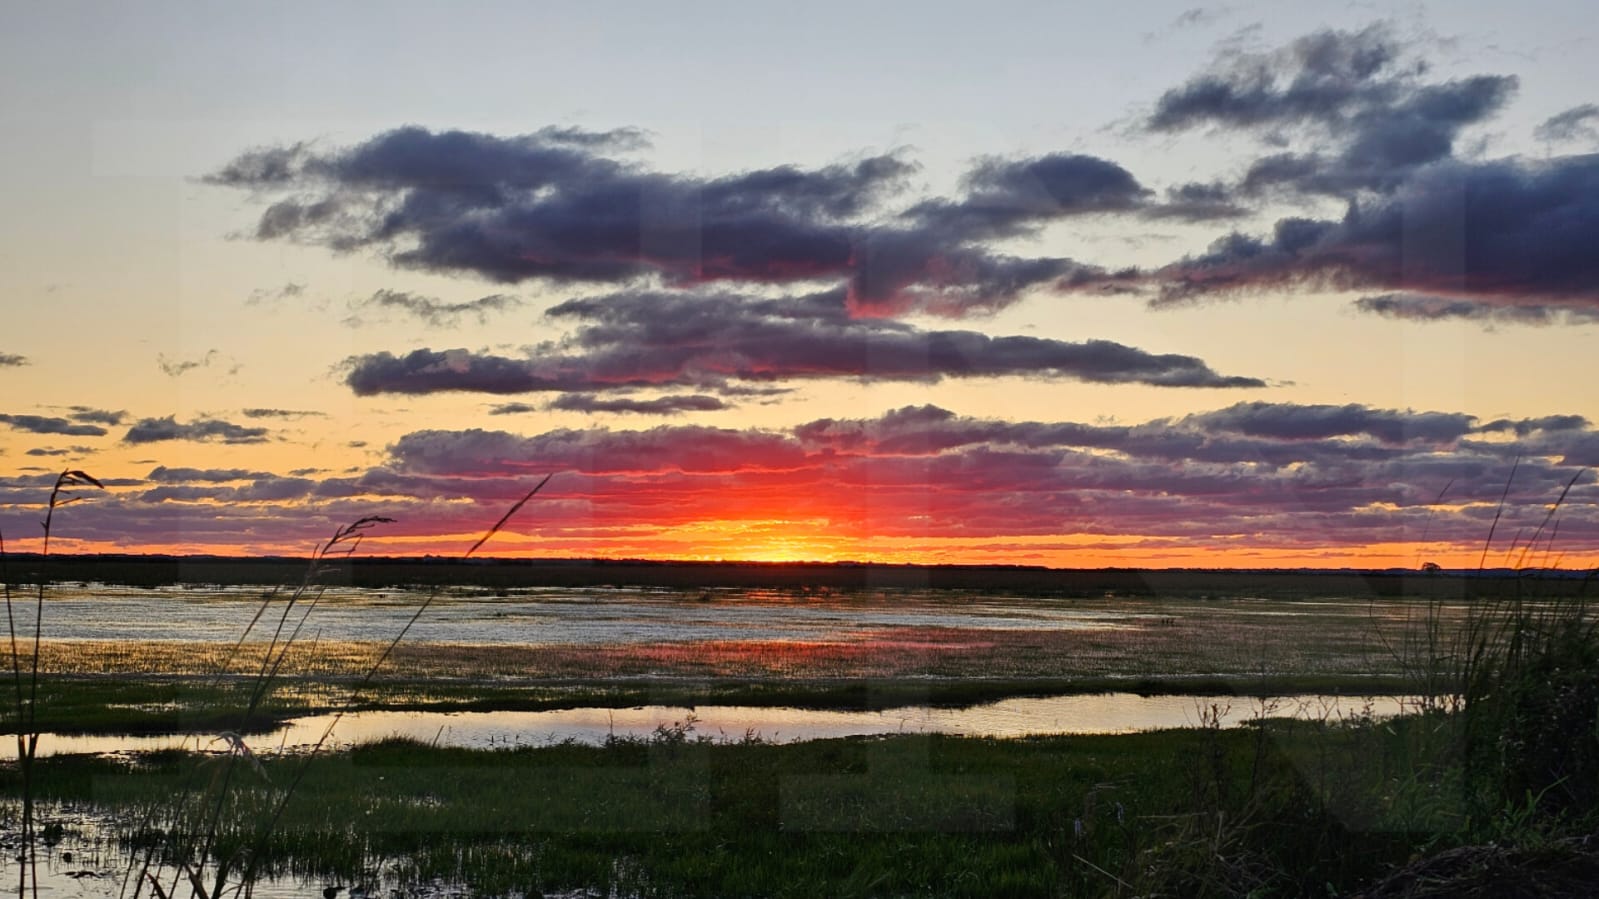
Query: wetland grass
[
  {"left": 2, "top": 716, "right": 1468, "bottom": 898},
  {"left": 4, "top": 462, "right": 1598, "bottom": 897},
  {"left": 2, "top": 468, "right": 103, "bottom": 899},
  {"left": 1, "top": 468, "right": 553, "bottom": 899}
]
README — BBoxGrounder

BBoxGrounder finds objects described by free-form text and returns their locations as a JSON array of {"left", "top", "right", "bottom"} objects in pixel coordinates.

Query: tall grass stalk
[
  {"left": 123, "top": 473, "right": 552, "bottom": 899},
  {"left": 229, "top": 474, "right": 553, "bottom": 893},
  {"left": 1, "top": 469, "right": 104, "bottom": 899},
  {"left": 133, "top": 515, "right": 398, "bottom": 899}
]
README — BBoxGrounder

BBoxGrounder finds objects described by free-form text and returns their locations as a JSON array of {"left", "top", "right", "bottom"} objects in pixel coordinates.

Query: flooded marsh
[{"left": 16, "top": 583, "right": 1478, "bottom": 687}]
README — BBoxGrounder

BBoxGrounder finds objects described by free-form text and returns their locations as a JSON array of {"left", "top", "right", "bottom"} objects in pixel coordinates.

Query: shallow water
[
  {"left": 10, "top": 692, "right": 1414, "bottom": 758},
  {"left": 0, "top": 809, "right": 469, "bottom": 899},
  {"left": 15, "top": 582, "right": 1400, "bottom": 646}
]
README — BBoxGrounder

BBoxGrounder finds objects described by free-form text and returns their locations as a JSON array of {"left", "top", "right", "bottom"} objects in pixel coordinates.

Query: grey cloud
[
  {"left": 356, "top": 402, "right": 1599, "bottom": 550},
  {"left": 1153, "top": 156, "right": 1599, "bottom": 312},
  {"left": 209, "top": 141, "right": 314, "bottom": 186},
  {"left": 345, "top": 348, "right": 558, "bottom": 395},
  {"left": 1477, "top": 415, "right": 1590, "bottom": 437},
  {"left": 235, "top": 476, "right": 318, "bottom": 502},
  {"left": 1536, "top": 104, "right": 1599, "bottom": 143},
  {"left": 158, "top": 350, "right": 239, "bottom": 378},
  {"left": 487, "top": 403, "right": 540, "bottom": 416},
  {"left": 388, "top": 425, "right": 808, "bottom": 476},
  {"left": 146, "top": 466, "right": 277, "bottom": 482},
  {"left": 1150, "top": 25, "right": 1516, "bottom": 199},
  {"left": 123, "top": 416, "right": 270, "bottom": 445},
  {"left": 348, "top": 289, "right": 524, "bottom": 328},
  {"left": 26, "top": 447, "right": 93, "bottom": 457},
  {"left": 0, "top": 353, "right": 26, "bottom": 367},
  {"left": 211, "top": 126, "right": 902, "bottom": 284},
  {"left": 550, "top": 394, "right": 729, "bottom": 415},
  {"left": 1149, "top": 24, "right": 1408, "bottom": 132},
  {"left": 246, "top": 282, "right": 307, "bottom": 306},
  {"left": 1145, "top": 7, "right": 1232, "bottom": 41},
  {"left": 494, "top": 395, "right": 734, "bottom": 417},
  {"left": 0, "top": 414, "right": 108, "bottom": 437},
  {"left": 241, "top": 408, "right": 328, "bottom": 419},
  {"left": 906, "top": 154, "right": 1151, "bottom": 241},
  {"left": 1181, "top": 401, "right": 1476, "bottom": 445},
  {"left": 66, "top": 406, "right": 127, "bottom": 426},
  {"left": 13, "top": 400, "right": 1599, "bottom": 555},
  {"left": 1143, "top": 182, "right": 1251, "bottom": 222},
  {"left": 342, "top": 289, "right": 1266, "bottom": 396},
  {"left": 210, "top": 126, "right": 1135, "bottom": 317},
  {"left": 136, "top": 477, "right": 318, "bottom": 504},
  {"left": 1353, "top": 293, "right": 1599, "bottom": 326}
]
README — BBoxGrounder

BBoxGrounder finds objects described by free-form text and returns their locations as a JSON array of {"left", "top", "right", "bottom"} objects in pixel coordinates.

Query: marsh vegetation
[{"left": 1, "top": 469, "right": 1596, "bottom": 897}]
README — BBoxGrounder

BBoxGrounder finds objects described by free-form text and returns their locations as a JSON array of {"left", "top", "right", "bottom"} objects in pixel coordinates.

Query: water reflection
[
  {"left": 20, "top": 584, "right": 1144, "bottom": 645},
  {"left": 9, "top": 693, "right": 1415, "bottom": 757}
]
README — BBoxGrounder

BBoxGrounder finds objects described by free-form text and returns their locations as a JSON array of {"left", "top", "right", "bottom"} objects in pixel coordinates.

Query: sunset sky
[{"left": 3, "top": 1, "right": 1599, "bottom": 567}]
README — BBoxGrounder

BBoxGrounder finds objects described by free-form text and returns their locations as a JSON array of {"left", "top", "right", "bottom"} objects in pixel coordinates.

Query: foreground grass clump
[{"left": 1454, "top": 587, "right": 1599, "bottom": 827}]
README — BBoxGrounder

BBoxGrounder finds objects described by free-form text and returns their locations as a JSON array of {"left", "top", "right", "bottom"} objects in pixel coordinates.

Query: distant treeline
[{"left": 2, "top": 554, "right": 1591, "bottom": 598}]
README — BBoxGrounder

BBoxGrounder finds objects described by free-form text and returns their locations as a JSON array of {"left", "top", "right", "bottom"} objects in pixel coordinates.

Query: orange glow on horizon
[{"left": 25, "top": 532, "right": 1599, "bottom": 572}]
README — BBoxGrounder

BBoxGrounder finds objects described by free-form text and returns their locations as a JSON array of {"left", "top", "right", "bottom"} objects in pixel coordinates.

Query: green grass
[{"left": 4, "top": 717, "right": 1470, "bottom": 898}]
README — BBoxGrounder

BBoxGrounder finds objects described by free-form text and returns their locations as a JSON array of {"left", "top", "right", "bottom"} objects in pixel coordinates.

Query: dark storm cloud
[
  {"left": 206, "top": 29, "right": 1588, "bottom": 339},
  {"left": 347, "top": 289, "right": 523, "bottom": 327},
  {"left": 210, "top": 125, "right": 905, "bottom": 284},
  {"left": 1148, "top": 25, "right": 1515, "bottom": 199},
  {"left": 0, "top": 414, "right": 107, "bottom": 437},
  {"left": 1152, "top": 155, "right": 1599, "bottom": 310},
  {"left": 549, "top": 394, "right": 729, "bottom": 415},
  {"left": 209, "top": 126, "right": 1142, "bottom": 317},
  {"left": 341, "top": 289, "right": 1265, "bottom": 395},
  {"left": 0, "top": 353, "right": 26, "bottom": 367},
  {"left": 122, "top": 416, "right": 270, "bottom": 445},
  {"left": 1117, "top": 28, "right": 1599, "bottom": 318},
  {"left": 1536, "top": 104, "right": 1599, "bottom": 143}
]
